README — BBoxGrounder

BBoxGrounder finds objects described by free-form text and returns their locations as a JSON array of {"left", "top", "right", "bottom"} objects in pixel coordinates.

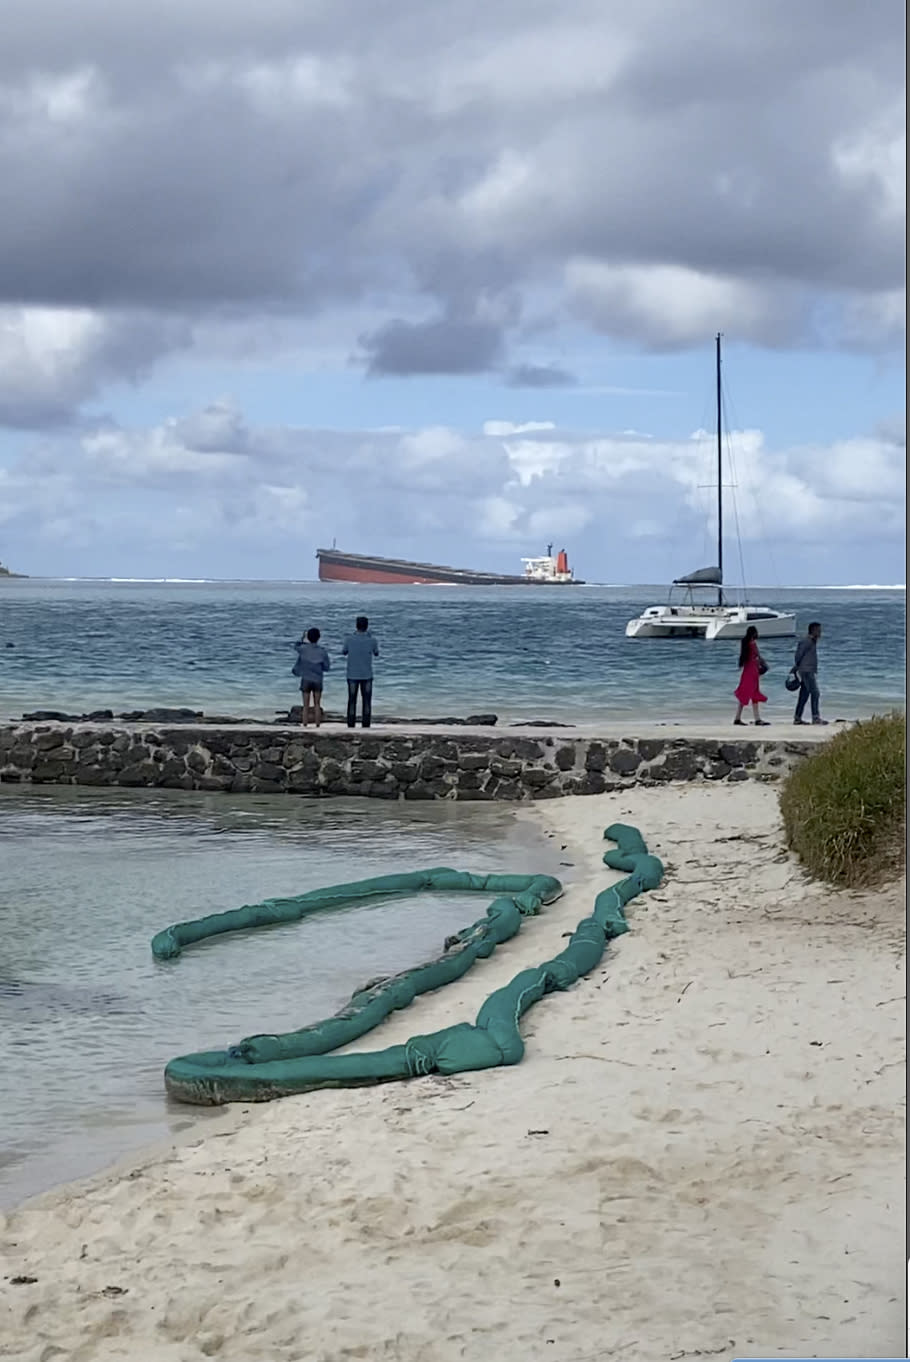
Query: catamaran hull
[{"left": 626, "top": 610, "right": 796, "bottom": 641}]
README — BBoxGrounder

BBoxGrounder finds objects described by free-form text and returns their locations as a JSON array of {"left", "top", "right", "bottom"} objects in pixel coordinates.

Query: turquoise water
[
  {"left": 0, "top": 785, "right": 564, "bottom": 1206},
  {"left": 0, "top": 579, "right": 904, "bottom": 723}
]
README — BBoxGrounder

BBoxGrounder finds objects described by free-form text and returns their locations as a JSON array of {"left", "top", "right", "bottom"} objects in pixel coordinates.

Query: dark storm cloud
[
  {"left": 360, "top": 318, "right": 504, "bottom": 376},
  {"left": 505, "top": 364, "right": 577, "bottom": 389},
  {"left": 0, "top": 0, "right": 902, "bottom": 386}
]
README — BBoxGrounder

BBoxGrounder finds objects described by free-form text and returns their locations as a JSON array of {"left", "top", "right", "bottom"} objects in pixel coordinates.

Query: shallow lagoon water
[{"left": 0, "top": 785, "right": 565, "bottom": 1207}]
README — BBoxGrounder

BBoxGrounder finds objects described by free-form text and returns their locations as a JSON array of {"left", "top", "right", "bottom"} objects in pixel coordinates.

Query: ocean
[
  {"left": 0, "top": 579, "right": 905, "bottom": 724},
  {"left": 0, "top": 578, "right": 903, "bottom": 1206},
  {"left": 0, "top": 784, "right": 564, "bottom": 1207}
]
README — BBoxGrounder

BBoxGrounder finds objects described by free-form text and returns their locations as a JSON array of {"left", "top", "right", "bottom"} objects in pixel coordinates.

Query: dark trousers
[
  {"left": 794, "top": 672, "right": 820, "bottom": 721},
  {"left": 347, "top": 679, "right": 373, "bottom": 728}
]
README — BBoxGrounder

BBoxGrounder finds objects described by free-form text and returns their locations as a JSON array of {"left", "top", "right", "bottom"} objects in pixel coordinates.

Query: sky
[{"left": 0, "top": 0, "right": 905, "bottom": 586}]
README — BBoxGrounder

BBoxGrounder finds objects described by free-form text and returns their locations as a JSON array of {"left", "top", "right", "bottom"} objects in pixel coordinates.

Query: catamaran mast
[{"left": 715, "top": 332, "right": 723, "bottom": 607}]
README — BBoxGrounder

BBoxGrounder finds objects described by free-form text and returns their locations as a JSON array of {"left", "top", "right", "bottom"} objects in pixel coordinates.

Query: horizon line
[{"left": 10, "top": 576, "right": 906, "bottom": 591}]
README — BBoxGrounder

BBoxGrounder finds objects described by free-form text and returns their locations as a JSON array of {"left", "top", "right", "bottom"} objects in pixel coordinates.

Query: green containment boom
[{"left": 155, "top": 823, "right": 663, "bottom": 1105}]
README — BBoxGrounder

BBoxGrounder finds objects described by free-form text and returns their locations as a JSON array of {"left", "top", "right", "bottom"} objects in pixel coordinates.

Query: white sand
[{"left": 1, "top": 783, "right": 904, "bottom": 1362}]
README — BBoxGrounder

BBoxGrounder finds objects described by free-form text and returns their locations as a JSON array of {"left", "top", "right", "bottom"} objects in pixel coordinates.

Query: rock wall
[{"left": 0, "top": 723, "right": 814, "bottom": 799}]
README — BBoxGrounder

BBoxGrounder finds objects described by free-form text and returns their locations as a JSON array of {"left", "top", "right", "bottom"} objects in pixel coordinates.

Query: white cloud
[
  {"left": 565, "top": 260, "right": 796, "bottom": 349},
  {"left": 173, "top": 399, "right": 251, "bottom": 454},
  {"left": 0, "top": 305, "right": 191, "bottom": 427},
  {"left": 527, "top": 502, "right": 594, "bottom": 537},
  {"left": 476, "top": 495, "right": 522, "bottom": 537},
  {"left": 431, "top": 21, "right": 634, "bottom": 114},
  {"left": 483, "top": 420, "right": 556, "bottom": 436},
  {"left": 0, "top": 65, "right": 103, "bottom": 123},
  {"left": 236, "top": 56, "right": 356, "bottom": 113},
  {"left": 1, "top": 403, "right": 902, "bottom": 582},
  {"left": 398, "top": 426, "right": 467, "bottom": 464},
  {"left": 502, "top": 437, "right": 574, "bottom": 487},
  {"left": 456, "top": 151, "right": 536, "bottom": 230},
  {"left": 81, "top": 425, "right": 250, "bottom": 482}
]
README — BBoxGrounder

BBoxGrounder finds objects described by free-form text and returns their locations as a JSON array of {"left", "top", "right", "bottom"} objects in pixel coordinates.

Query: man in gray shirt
[
  {"left": 343, "top": 615, "right": 379, "bottom": 728},
  {"left": 793, "top": 621, "right": 827, "bottom": 725}
]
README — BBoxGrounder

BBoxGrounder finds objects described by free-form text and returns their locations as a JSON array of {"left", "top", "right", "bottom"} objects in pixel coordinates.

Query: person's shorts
[{"left": 302, "top": 682, "right": 323, "bottom": 695}]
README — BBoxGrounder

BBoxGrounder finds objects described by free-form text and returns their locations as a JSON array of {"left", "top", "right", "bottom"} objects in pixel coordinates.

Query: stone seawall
[{"left": 0, "top": 723, "right": 815, "bottom": 800}]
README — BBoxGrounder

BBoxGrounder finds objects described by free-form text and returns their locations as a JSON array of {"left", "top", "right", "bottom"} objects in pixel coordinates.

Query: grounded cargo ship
[{"left": 316, "top": 545, "right": 583, "bottom": 586}]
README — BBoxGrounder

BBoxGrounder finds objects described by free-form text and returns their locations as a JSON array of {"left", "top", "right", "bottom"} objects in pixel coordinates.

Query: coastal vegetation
[{"left": 779, "top": 713, "right": 906, "bottom": 887}]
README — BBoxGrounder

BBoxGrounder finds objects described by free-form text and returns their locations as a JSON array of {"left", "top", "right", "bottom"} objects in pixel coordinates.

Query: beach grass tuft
[{"left": 779, "top": 713, "right": 906, "bottom": 887}]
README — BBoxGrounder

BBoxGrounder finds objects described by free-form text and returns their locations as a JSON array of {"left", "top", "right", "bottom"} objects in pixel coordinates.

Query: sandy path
[{"left": 1, "top": 783, "right": 904, "bottom": 1361}]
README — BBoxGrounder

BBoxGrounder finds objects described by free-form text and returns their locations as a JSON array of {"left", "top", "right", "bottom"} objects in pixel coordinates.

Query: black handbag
[
  {"left": 784, "top": 668, "right": 800, "bottom": 692},
  {"left": 757, "top": 655, "right": 769, "bottom": 676}
]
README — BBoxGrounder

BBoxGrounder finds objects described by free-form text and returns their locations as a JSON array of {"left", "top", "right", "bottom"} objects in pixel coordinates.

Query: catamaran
[{"left": 625, "top": 335, "right": 795, "bottom": 641}]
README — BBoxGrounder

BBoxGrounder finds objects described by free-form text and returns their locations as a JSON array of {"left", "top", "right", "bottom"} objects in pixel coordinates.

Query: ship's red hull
[
  {"left": 316, "top": 547, "right": 582, "bottom": 585},
  {"left": 319, "top": 561, "right": 449, "bottom": 585}
]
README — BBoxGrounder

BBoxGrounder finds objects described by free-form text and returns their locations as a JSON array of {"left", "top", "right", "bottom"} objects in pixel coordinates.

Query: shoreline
[
  {"left": 1, "top": 704, "right": 902, "bottom": 732},
  {"left": 0, "top": 702, "right": 899, "bottom": 729},
  {"left": 0, "top": 717, "right": 844, "bottom": 741},
  {"left": 1, "top": 782, "right": 903, "bottom": 1360},
  {"left": 0, "top": 795, "right": 553, "bottom": 1211},
  {"left": 1, "top": 694, "right": 901, "bottom": 736}
]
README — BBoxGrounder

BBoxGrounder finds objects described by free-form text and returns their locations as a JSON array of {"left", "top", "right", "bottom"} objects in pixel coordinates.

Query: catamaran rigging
[{"left": 625, "top": 334, "right": 795, "bottom": 641}]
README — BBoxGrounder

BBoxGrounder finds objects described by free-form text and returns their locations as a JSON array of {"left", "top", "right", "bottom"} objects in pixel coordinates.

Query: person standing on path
[
  {"left": 293, "top": 627, "right": 331, "bottom": 727},
  {"left": 343, "top": 615, "right": 379, "bottom": 728},
  {"left": 734, "top": 625, "right": 769, "bottom": 726},
  {"left": 792, "top": 621, "right": 828, "bottom": 725}
]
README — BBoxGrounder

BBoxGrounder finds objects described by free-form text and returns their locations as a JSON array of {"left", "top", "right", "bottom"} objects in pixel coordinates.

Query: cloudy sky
[{"left": 0, "top": 0, "right": 904, "bottom": 585}]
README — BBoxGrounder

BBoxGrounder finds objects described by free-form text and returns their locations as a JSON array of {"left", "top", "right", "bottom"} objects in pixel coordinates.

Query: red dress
[{"left": 735, "top": 639, "right": 767, "bottom": 705}]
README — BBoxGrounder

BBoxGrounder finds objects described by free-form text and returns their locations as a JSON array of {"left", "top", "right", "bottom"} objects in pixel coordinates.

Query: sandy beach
[{"left": 1, "top": 781, "right": 904, "bottom": 1361}]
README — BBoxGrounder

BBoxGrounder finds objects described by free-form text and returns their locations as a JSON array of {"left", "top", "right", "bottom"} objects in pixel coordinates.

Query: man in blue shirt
[
  {"left": 342, "top": 615, "right": 379, "bottom": 728},
  {"left": 793, "top": 621, "right": 827, "bottom": 725}
]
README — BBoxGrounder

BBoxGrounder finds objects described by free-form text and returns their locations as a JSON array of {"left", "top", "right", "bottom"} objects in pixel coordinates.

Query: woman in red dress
[{"left": 734, "top": 625, "right": 769, "bottom": 725}]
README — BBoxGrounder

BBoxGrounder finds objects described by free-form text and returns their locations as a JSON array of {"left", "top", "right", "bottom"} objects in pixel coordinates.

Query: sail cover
[{"left": 673, "top": 566, "right": 722, "bottom": 586}]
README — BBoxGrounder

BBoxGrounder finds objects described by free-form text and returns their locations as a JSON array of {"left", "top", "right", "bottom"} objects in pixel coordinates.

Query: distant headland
[{"left": 0, "top": 562, "right": 26, "bottom": 578}]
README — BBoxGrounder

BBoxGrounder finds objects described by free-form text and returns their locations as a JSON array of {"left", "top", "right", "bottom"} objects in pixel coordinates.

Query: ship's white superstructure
[{"left": 521, "top": 546, "right": 576, "bottom": 583}]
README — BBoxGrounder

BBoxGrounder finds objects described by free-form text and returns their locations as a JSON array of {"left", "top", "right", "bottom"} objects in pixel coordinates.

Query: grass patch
[{"left": 779, "top": 712, "right": 906, "bottom": 888}]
